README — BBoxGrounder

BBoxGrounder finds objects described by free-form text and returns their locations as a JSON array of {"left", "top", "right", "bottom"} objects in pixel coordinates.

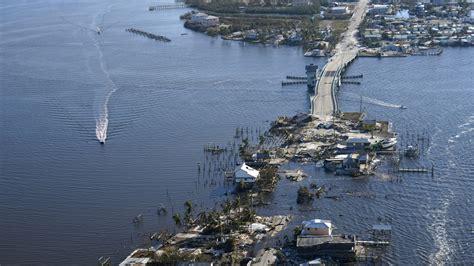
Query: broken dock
[
  {"left": 149, "top": 4, "right": 188, "bottom": 11},
  {"left": 126, "top": 28, "right": 171, "bottom": 42},
  {"left": 398, "top": 167, "right": 428, "bottom": 173}
]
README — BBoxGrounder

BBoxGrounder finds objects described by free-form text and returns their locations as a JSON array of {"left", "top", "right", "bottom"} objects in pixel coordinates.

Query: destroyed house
[{"left": 345, "top": 138, "right": 371, "bottom": 149}]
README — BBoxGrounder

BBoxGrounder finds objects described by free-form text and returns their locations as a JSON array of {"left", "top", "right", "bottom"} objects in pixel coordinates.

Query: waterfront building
[
  {"left": 233, "top": 163, "right": 260, "bottom": 183},
  {"left": 301, "top": 219, "right": 333, "bottom": 236},
  {"left": 205, "top": 16, "right": 219, "bottom": 27},
  {"left": 288, "top": 31, "right": 303, "bottom": 44},
  {"left": 382, "top": 43, "right": 402, "bottom": 52},
  {"left": 244, "top": 30, "right": 259, "bottom": 41},
  {"left": 191, "top": 12, "right": 208, "bottom": 24},
  {"left": 346, "top": 138, "right": 371, "bottom": 149},
  {"left": 191, "top": 13, "right": 219, "bottom": 27},
  {"left": 297, "top": 220, "right": 356, "bottom": 260}
]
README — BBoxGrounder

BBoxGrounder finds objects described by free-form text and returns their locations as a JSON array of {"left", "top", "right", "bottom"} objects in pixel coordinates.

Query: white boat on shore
[
  {"left": 380, "top": 138, "right": 397, "bottom": 149},
  {"left": 304, "top": 49, "right": 326, "bottom": 57}
]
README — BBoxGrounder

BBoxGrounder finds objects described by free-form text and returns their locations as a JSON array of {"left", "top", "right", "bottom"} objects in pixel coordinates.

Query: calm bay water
[
  {"left": 1, "top": 0, "right": 473, "bottom": 265},
  {"left": 1, "top": 0, "right": 317, "bottom": 264}
]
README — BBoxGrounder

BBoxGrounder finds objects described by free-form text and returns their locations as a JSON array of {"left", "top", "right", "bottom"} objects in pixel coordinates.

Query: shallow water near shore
[{"left": 1, "top": 0, "right": 473, "bottom": 264}]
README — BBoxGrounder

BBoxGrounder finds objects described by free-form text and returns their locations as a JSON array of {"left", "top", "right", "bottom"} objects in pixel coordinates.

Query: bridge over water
[{"left": 311, "top": 0, "right": 369, "bottom": 120}]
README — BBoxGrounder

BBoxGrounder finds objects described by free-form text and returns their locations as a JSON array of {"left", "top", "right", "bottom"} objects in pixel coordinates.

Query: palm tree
[
  {"left": 184, "top": 200, "right": 193, "bottom": 215},
  {"left": 232, "top": 196, "right": 242, "bottom": 210},
  {"left": 239, "top": 207, "right": 256, "bottom": 223},
  {"left": 184, "top": 200, "right": 193, "bottom": 225},
  {"left": 221, "top": 199, "right": 232, "bottom": 215},
  {"left": 172, "top": 213, "right": 182, "bottom": 227},
  {"left": 258, "top": 135, "right": 265, "bottom": 147}
]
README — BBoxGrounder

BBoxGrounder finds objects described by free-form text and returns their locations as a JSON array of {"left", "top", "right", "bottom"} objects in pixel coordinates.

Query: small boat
[
  {"left": 400, "top": 105, "right": 407, "bottom": 109},
  {"left": 304, "top": 49, "right": 326, "bottom": 57},
  {"left": 181, "top": 33, "right": 188, "bottom": 35},
  {"left": 133, "top": 213, "right": 143, "bottom": 224},
  {"left": 405, "top": 145, "right": 419, "bottom": 157},
  {"left": 381, "top": 138, "right": 397, "bottom": 149}
]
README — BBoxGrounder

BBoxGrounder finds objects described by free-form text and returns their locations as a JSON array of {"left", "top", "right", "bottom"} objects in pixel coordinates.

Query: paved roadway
[{"left": 311, "top": 0, "right": 369, "bottom": 120}]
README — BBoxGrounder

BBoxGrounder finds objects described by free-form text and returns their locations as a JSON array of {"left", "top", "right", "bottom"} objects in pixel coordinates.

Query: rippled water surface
[
  {"left": 261, "top": 49, "right": 474, "bottom": 265},
  {"left": 1, "top": 0, "right": 473, "bottom": 264}
]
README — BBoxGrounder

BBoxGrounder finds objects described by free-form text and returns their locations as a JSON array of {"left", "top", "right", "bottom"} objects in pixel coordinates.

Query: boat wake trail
[
  {"left": 213, "top": 79, "right": 233, "bottom": 85},
  {"left": 90, "top": 8, "right": 118, "bottom": 144},
  {"left": 94, "top": 40, "right": 118, "bottom": 144},
  {"left": 344, "top": 92, "right": 402, "bottom": 108}
]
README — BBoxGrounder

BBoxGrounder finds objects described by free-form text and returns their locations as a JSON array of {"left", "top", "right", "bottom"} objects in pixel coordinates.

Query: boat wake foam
[
  {"left": 344, "top": 92, "right": 402, "bottom": 108},
  {"left": 95, "top": 87, "right": 116, "bottom": 143},
  {"left": 92, "top": 23, "right": 118, "bottom": 144}
]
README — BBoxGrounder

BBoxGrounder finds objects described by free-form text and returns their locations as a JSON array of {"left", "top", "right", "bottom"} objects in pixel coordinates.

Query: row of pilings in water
[{"left": 126, "top": 28, "right": 171, "bottom": 42}]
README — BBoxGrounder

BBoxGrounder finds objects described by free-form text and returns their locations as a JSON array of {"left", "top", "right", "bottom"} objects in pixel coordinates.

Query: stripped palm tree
[
  {"left": 172, "top": 213, "right": 182, "bottom": 227},
  {"left": 184, "top": 200, "right": 193, "bottom": 225}
]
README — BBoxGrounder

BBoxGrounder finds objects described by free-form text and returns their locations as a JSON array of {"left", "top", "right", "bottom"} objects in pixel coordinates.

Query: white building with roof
[
  {"left": 191, "top": 12, "right": 219, "bottom": 27},
  {"left": 191, "top": 12, "right": 208, "bottom": 24},
  {"left": 234, "top": 163, "right": 259, "bottom": 183},
  {"left": 301, "top": 219, "right": 333, "bottom": 236},
  {"left": 331, "top": 6, "right": 349, "bottom": 14},
  {"left": 371, "top": 4, "right": 389, "bottom": 15},
  {"left": 205, "top": 15, "right": 219, "bottom": 27},
  {"left": 245, "top": 29, "right": 259, "bottom": 41}
]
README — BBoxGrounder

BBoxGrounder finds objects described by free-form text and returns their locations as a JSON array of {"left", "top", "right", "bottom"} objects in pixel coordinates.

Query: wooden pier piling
[
  {"left": 149, "top": 4, "right": 187, "bottom": 11},
  {"left": 286, "top": 76, "right": 306, "bottom": 80},
  {"left": 126, "top": 28, "right": 171, "bottom": 42},
  {"left": 341, "top": 81, "right": 361, "bottom": 85},
  {"left": 341, "top": 74, "right": 363, "bottom": 79},
  {"left": 282, "top": 81, "right": 306, "bottom": 86}
]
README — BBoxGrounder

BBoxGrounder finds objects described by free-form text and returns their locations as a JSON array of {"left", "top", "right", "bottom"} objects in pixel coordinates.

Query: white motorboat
[
  {"left": 304, "top": 49, "right": 326, "bottom": 57},
  {"left": 381, "top": 138, "right": 397, "bottom": 149}
]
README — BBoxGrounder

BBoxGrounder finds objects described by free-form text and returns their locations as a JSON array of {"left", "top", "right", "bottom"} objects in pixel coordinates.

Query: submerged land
[{"left": 117, "top": 0, "right": 472, "bottom": 265}]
